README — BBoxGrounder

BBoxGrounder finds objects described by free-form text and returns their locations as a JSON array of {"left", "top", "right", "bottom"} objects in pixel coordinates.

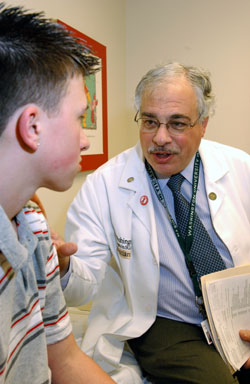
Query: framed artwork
[{"left": 58, "top": 20, "right": 108, "bottom": 171}]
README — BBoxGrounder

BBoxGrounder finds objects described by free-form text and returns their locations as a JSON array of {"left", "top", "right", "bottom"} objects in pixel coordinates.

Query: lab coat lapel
[
  {"left": 118, "top": 143, "right": 154, "bottom": 233},
  {"left": 199, "top": 140, "right": 229, "bottom": 219},
  {"left": 118, "top": 143, "right": 159, "bottom": 263}
]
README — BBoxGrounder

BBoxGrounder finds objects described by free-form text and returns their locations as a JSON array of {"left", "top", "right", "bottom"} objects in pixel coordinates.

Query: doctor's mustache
[{"left": 148, "top": 146, "right": 181, "bottom": 155}]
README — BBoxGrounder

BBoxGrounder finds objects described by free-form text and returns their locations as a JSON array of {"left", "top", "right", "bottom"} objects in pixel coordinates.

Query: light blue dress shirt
[{"left": 148, "top": 154, "right": 234, "bottom": 325}]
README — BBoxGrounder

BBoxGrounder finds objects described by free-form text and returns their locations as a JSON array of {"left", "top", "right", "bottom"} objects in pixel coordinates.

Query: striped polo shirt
[{"left": 0, "top": 203, "right": 72, "bottom": 383}]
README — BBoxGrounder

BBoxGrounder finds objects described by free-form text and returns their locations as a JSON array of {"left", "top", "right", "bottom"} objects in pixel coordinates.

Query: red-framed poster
[{"left": 58, "top": 20, "right": 108, "bottom": 171}]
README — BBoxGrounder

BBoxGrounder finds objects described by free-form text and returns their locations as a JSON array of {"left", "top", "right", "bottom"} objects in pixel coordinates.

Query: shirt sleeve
[{"left": 43, "top": 240, "right": 72, "bottom": 345}]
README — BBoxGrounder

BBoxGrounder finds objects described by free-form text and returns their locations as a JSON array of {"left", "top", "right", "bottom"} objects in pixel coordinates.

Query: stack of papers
[{"left": 201, "top": 265, "right": 250, "bottom": 372}]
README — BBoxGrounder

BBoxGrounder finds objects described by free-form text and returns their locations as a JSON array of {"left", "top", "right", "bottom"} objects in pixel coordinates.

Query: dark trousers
[{"left": 128, "top": 317, "right": 249, "bottom": 384}]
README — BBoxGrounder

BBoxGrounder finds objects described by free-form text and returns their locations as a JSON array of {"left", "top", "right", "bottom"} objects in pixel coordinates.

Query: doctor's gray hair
[{"left": 134, "top": 62, "right": 215, "bottom": 122}]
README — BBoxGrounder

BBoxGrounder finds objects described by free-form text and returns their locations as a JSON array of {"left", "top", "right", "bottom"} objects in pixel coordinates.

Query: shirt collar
[
  {"left": 0, "top": 206, "right": 37, "bottom": 271},
  {"left": 182, "top": 155, "right": 196, "bottom": 185}
]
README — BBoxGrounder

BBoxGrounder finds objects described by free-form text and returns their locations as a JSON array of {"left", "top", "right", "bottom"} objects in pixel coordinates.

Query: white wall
[
  {"left": 126, "top": 0, "right": 250, "bottom": 153},
  {"left": 5, "top": 0, "right": 127, "bottom": 236}
]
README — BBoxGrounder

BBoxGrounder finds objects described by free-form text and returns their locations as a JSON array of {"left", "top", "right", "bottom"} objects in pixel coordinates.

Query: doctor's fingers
[{"left": 239, "top": 329, "right": 250, "bottom": 342}]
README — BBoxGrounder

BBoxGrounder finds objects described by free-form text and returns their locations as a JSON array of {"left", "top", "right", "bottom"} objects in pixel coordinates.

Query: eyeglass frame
[{"left": 134, "top": 111, "right": 201, "bottom": 136}]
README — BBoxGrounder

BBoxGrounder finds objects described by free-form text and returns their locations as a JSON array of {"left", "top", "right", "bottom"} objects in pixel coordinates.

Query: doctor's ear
[{"left": 17, "top": 106, "right": 41, "bottom": 151}]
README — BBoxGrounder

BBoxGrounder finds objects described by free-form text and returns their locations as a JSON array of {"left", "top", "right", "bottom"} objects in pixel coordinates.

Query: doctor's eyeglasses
[{"left": 134, "top": 111, "right": 200, "bottom": 136}]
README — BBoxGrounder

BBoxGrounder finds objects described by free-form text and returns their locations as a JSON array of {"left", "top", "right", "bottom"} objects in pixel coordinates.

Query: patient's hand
[{"left": 50, "top": 228, "right": 77, "bottom": 277}]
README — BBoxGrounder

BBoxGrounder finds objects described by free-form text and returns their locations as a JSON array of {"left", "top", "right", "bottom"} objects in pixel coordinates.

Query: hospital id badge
[{"left": 201, "top": 319, "right": 213, "bottom": 345}]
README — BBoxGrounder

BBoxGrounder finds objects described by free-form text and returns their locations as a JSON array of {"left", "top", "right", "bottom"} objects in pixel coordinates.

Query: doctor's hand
[
  {"left": 239, "top": 330, "right": 250, "bottom": 369},
  {"left": 50, "top": 227, "right": 77, "bottom": 277}
]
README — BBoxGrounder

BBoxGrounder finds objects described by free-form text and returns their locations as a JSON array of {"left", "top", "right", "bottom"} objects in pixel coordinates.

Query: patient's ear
[{"left": 17, "top": 106, "right": 41, "bottom": 151}]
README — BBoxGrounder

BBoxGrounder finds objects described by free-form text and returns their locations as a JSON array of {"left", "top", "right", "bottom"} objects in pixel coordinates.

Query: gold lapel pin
[{"left": 208, "top": 192, "right": 217, "bottom": 200}]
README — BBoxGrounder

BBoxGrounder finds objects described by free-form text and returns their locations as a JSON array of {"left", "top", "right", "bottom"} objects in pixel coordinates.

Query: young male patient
[{"left": 0, "top": 3, "right": 115, "bottom": 383}]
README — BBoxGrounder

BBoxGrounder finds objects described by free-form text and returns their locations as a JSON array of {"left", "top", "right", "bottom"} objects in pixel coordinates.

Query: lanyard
[{"left": 145, "top": 152, "right": 206, "bottom": 318}]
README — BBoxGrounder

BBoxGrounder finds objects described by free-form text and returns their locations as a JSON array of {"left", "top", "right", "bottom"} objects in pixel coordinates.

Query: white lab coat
[{"left": 64, "top": 139, "right": 250, "bottom": 383}]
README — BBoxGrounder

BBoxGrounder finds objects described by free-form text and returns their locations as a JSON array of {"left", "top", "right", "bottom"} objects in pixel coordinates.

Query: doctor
[{"left": 61, "top": 63, "right": 250, "bottom": 383}]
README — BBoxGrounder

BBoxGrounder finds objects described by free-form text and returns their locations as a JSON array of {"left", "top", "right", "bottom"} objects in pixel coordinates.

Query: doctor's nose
[{"left": 152, "top": 124, "right": 173, "bottom": 146}]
